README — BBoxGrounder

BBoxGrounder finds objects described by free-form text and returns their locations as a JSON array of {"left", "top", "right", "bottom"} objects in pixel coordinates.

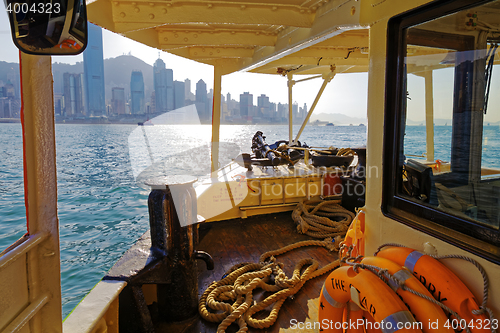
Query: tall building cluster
[
  {"left": 0, "top": 23, "right": 309, "bottom": 124},
  {"left": 220, "top": 92, "right": 307, "bottom": 124},
  {"left": 57, "top": 23, "right": 106, "bottom": 118},
  {"left": 0, "top": 75, "right": 20, "bottom": 119}
]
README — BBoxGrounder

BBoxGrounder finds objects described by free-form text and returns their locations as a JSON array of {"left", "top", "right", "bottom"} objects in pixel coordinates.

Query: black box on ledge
[{"left": 340, "top": 176, "right": 365, "bottom": 213}]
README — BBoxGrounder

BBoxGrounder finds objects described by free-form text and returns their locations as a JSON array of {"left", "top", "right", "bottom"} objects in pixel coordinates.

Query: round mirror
[{"left": 5, "top": 0, "right": 87, "bottom": 55}]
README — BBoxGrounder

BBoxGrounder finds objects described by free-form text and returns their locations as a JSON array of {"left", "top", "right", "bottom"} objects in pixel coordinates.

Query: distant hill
[
  {"left": 103, "top": 55, "right": 154, "bottom": 102},
  {"left": 310, "top": 112, "right": 367, "bottom": 125},
  {"left": 0, "top": 55, "right": 156, "bottom": 106},
  {"left": 52, "top": 55, "right": 154, "bottom": 102},
  {"left": 406, "top": 118, "right": 451, "bottom": 126}
]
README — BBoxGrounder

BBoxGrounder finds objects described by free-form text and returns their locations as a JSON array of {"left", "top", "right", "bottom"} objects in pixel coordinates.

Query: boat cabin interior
[{"left": 1, "top": 0, "right": 500, "bottom": 332}]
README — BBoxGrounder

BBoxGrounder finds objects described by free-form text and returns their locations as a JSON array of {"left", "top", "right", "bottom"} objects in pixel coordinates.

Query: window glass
[{"left": 399, "top": 1, "right": 500, "bottom": 231}]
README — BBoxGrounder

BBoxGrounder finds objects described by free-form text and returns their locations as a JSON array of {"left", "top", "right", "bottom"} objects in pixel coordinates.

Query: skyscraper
[
  {"left": 174, "top": 80, "right": 185, "bottom": 110},
  {"left": 277, "top": 103, "right": 287, "bottom": 121},
  {"left": 257, "top": 94, "right": 270, "bottom": 118},
  {"left": 149, "top": 91, "right": 156, "bottom": 114},
  {"left": 0, "top": 98, "right": 10, "bottom": 118},
  {"left": 130, "top": 71, "right": 145, "bottom": 114},
  {"left": 153, "top": 57, "right": 168, "bottom": 113},
  {"left": 63, "top": 73, "right": 85, "bottom": 116},
  {"left": 184, "top": 78, "right": 194, "bottom": 101},
  {"left": 299, "top": 103, "right": 308, "bottom": 121},
  {"left": 111, "top": 87, "right": 126, "bottom": 114},
  {"left": 83, "top": 24, "right": 105, "bottom": 117},
  {"left": 292, "top": 102, "right": 299, "bottom": 123},
  {"left": 239, "top": 92, "right": 253, "bottom": 119},
  {"left": 196, "top": 79, "right": 208, "bottom": 121},
  {"left": 166, "top": 68, "right": 174, "bottom": 111}
]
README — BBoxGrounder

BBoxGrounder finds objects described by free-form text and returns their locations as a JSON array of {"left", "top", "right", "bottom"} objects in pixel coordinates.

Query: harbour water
[
  {"left": 1, "top": 123, "right": 498, "bottom": 317},
  {"left": 0, "top": 123, "right": 366, "bottom": 317}
]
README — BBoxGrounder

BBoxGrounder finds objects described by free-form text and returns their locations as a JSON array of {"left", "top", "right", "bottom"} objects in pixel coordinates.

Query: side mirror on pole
[{"left": 5, "top": 0, "right": 87, "bottom": 55}]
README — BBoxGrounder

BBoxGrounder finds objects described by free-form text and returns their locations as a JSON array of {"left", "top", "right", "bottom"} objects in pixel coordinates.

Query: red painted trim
[{"left": 19, "top": 50, "right": 29, "bottom": 234}]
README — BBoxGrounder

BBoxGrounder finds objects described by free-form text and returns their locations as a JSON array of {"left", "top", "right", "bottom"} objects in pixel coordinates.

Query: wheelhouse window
[{"left": 384, "top": 0, "right": 500, "bottom": 261}]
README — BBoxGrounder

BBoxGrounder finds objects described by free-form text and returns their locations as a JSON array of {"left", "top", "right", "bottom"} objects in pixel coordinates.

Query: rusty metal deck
[{"left": 156, "top": 212, "right": 338, "bottom": 333}]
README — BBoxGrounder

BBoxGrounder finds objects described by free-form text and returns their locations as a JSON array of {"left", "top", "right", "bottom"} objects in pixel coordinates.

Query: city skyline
[
  {"left": 0, "top": 2, "right": 373, "bottom": 123},
  {"left": 57, "top": 59, "right": 310, "bottom": 124}
]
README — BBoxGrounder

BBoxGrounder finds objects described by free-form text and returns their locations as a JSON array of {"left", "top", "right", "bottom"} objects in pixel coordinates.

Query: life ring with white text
[
  {"left": 376, "top": 246, "right": 490, "bottom": 333},
  {"left": 319, "top": 266, "right": 422, "bottom": 333},
  {"left": 360, "top": 256, "right": 454, "bottom": 332}
]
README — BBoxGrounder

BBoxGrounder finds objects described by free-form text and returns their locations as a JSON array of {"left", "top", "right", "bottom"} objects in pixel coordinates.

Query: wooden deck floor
[{"left": 158, "top": 212, "right": 338, "bottom": 333}]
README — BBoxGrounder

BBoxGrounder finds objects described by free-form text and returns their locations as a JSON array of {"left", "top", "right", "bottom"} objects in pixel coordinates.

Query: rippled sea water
[{"left": 1, "top": 123, "right": 368, "bottom": 317}]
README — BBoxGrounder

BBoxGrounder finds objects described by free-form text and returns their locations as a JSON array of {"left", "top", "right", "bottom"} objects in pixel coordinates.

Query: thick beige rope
[
  {"left": 292, "top": 198, "right": 355, "bottom": 239},
  {"left": 198, "top": 240, "right": 340, "bottom": 333}
]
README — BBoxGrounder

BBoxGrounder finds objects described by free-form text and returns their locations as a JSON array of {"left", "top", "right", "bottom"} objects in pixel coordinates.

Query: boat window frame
[{"left": 382, "top": 0, "right": 500, "bottom": 264}]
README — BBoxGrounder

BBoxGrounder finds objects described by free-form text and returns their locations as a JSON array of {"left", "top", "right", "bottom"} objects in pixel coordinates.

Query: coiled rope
[
  {"left": 199, "top": 240, "right": 341, "bottom": 333},
  {"left": 292, "top": 197, "right": 355, "bottom": 239}
]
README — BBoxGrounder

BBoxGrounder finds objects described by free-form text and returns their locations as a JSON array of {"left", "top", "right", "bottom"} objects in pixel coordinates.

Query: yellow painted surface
[
  {"left": 284, "top": 178, "right": 307, "bottom": 202},
  {"left": 0, "top": 54, "right": 62, "bottom": 333},
  {"left": 0, "top": 257, "right": 29, "bottom": 331},
  {"left": 197, "top": 161, "right": 327, "bottom": 221},
  {"left": 22, "top": 53, "right": 62, "bottom": 333},
  {"left": 63, "top": 280, "right": 126, "bottom": 333},
  {"left": 308, "top": 177, "right": 322, "bottom": 197},
  {"left": 359, "top": 0, "right": 432, "bottom": 26},
  {"left": 87, "top": 0, "right": 367, "bottom": 75},
  {"left": 211, "top": 62, "right": 223, "bottom": 173}
]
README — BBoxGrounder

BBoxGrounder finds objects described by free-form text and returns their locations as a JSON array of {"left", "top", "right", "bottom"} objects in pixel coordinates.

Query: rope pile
[
  {"left": 292, "top": 197, "right": 355, "bottom": 240},
  {"left": 199, "top": 240, "right": 340, "bottom": 333}
]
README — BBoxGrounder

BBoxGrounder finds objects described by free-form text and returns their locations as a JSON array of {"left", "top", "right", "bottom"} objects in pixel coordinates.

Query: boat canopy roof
[
  {"left": 86, "top": 0, "right": 500, "bottom": 75},
  {"left": 86, "top": 0, "right": 374, "bottom": 75}
]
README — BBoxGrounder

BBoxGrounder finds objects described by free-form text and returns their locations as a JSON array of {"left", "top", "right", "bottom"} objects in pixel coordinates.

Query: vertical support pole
[
  {"left": 211, "top": 62, "right": 222, "bottom": 174},
  {"left": 451, "top": 33, "right": 485, "bottom": 185},
  {"left": 294, "top": 70, "right": 335, "bottom": 144},
  {"left": 20, "top": 53, "right": 62, "bottom": 332},
  {"left": 469, "top": 32, "right": 488, "bottom": 184},
  {"left": 451, "top": 51, "right": 474, "bottom": 183},
  {"left": 287, "top": 73, "right": 294, "bottom": 145},
  {"left": 424, "top": 68, "right": 434, "bottom": 162}
]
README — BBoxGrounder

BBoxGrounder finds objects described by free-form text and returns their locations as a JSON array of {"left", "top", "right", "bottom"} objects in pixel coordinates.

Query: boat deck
[{"left": 157, "top": 212, "right": 338, "bottom": 333}]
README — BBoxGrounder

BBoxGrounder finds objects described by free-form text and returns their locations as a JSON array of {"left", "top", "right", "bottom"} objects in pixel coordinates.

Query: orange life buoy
[
  {"left": 319, "top": 266, "right": 422, "bottom": 333},
  {"left": 376, "top": 246, "right": 490, "bottom": 333},
  {"left": 57, "top": 39, "right": 82, "bottom": 50},
  {"left": 342, "top": 302, "right": 364, "bottom": 333},
  {"left": 360, "top": 256, "right": 454, "bottom": 332},
  {"left": 364, "top": 311, "right": 383, "bottom": 333}
]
